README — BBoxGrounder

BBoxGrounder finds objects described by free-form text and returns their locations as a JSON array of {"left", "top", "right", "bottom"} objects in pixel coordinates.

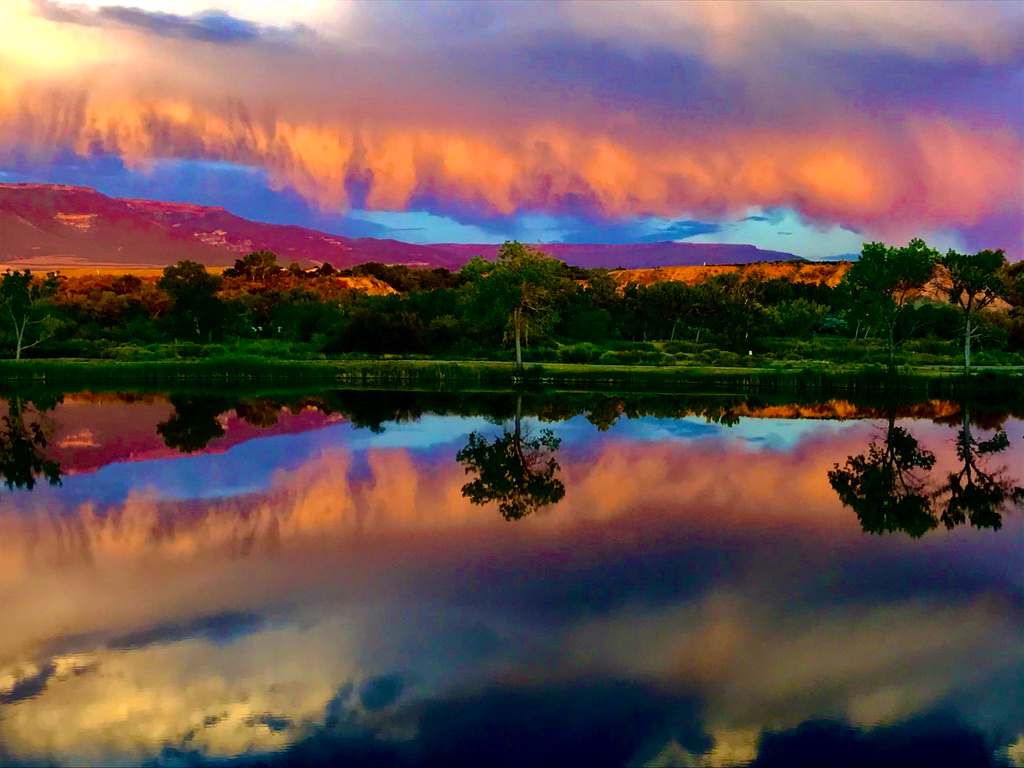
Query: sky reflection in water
[{"left": 0, "top": 391, "right": 1021, "bottom": 767}]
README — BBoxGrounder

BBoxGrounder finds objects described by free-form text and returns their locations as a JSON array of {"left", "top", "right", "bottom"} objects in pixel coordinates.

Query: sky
[{"left": 0, "top": 0, "right": 1021, "bottom": 258}]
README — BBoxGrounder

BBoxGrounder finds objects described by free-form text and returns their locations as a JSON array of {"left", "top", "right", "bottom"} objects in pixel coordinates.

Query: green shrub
[
  {"left": 597, "top": 349, "right": 669, "bottom": 365},
  {"left": 559, "top": 343, "right": 603, "bottom": 363}
]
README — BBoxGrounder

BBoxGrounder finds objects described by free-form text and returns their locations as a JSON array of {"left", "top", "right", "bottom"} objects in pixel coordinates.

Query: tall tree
[
  {"left": 0, "top": 270, "right": 59, "bottom": 360},
  {"left": 157, "top": 261, "right": 225, "bottom": 341},
  {"left": 486, "top": 242, "right": 568, "bottom": 370},
  {"left": 937, "top": 248, "right": 1007, "bottom": 372},
  {"left": 457, "top": 395, "right": 565, "bottom": 520},
  {"left": 842, "top": 239, "right": 937, "bottom": 369}
]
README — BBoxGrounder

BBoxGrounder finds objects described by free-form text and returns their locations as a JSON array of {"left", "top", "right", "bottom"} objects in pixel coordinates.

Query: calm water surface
[{"left": 0, "top": 390, "right": 1021, "bottom": 767}]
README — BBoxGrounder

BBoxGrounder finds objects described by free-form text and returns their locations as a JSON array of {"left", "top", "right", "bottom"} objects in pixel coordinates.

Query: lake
[{"left": 0, "top": 388, "right": 1021, "bottom": 767}]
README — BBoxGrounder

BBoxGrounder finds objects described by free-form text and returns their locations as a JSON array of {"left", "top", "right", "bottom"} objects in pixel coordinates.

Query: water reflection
[
  {"left": 157, "top": 394, "right": 233, "bottom": 453},
  {"left": 935, "top": 404, "right": 1024, "bottom": 531},
  {"left": 0, "top": 394, "right": 62, "bottom": 489},
  {"left": 830, "top": 399, "right": 1023, "bottom": 537},
  {"left": 0, "top": 388, "right": 1021, "bottom": 766},
  {"left": 457, "top": 395, "right": 565, "bottom": 520},
  {"left": 828, "top": 402, "right": 938, "bottom": 537}
]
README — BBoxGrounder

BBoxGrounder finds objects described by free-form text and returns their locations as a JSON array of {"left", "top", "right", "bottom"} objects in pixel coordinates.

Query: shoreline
[{"left": 0, "top": 358, "right": 1020, "bottom": 395}]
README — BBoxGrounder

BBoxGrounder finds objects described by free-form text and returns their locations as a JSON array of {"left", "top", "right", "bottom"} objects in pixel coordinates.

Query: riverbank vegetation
[{"left": 0, "top": 240, "right": 1021, "bottom": 375}]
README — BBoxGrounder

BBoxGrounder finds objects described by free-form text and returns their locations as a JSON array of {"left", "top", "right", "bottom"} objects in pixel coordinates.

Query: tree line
[{"left": 1, "top": 240, "right": 1021, "bottom": 370}]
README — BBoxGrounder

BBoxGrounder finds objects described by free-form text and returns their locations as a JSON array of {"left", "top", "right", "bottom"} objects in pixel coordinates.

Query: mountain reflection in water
[{"left": 0, "top": 388, "right": 1021, "bottom": 767}]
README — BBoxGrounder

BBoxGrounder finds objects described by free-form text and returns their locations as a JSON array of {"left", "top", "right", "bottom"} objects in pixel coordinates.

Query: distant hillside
[{"left": 0, "top": 183, "right": 801, "bottom": 270}]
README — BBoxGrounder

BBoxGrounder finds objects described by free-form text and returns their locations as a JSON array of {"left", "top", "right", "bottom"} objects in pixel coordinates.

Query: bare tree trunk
[
  {"left": 514, "top": 306, "right": 523, "bottom": 370},
  {"left": 887, "top": 320, "right": 896, "bottom": 373},
  {"left": 963, "top": 300, "right": 973, "bottom": 374},
  {"left": 15, "top": 317, "right": 25, "bottom": 361},
  {"left": 962, "top": 314, "right": 972, "bottom": 373}
]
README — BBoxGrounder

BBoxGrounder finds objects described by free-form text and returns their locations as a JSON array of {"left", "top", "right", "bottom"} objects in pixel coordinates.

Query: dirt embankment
[
  {"left": 53, "top": 272, "right": 396, "bottom": 310},
  {"left": 610, "top": 261, "right": 853, "bottom": 288},
  {"left": 610, "top": 260, "right": 1012, "bottom": 311}
]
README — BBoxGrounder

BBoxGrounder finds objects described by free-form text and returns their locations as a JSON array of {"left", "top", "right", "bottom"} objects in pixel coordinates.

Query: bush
[
  {"left": 559, "top": 343, "right": 603, "bottom": 363},
  {"left": 597, "top": 349, "right": 669, "bottom": 365},
  {"left": 662, "top": 340, "right": 707, "bottom": 354}
]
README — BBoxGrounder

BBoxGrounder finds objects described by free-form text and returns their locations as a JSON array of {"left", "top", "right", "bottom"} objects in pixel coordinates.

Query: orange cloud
[
  {"left": 1, "top": 0, "right": 1021, "bottom": 241},
  {"left": 1, "top": 82, "right": 1020, "bottom": 236}
]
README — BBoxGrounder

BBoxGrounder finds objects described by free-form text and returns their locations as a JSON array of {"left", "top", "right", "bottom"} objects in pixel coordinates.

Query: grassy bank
[{"left": 0, "top": 356, "right": 1020, "bottom": 396}]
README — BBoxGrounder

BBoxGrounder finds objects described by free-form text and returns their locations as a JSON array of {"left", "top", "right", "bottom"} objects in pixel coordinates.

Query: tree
[
  {"left": 0, "top": 270, "right": 59, "bottom": 360},
  {"left": 157, "top": 261, "right": 225, "bottom": 341},
  {"left": 456, "top": 395, "right": 565, "bottom": 520},
  {"left": 0, "top": 396, "right": 62, "bottom": 489},
  {"left": 486, "top": 242, "right": 568, "bottom": 369},
  {"left": 937, "top": 248, "right": 1007, "bottom": 372},
  {"left": 226, "top": 251, "right": 280, "bottom": 281},
  {"left": 828, "top": 402, "right": 937, "bottom": 537},
  {"left": 842, "top": 239, "right": 937, "bottom": 369}
]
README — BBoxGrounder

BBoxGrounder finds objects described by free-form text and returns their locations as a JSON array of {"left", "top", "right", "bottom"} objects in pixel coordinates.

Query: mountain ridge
[{"left": 0, "top": 183, "right": 803, "bottom": 270}]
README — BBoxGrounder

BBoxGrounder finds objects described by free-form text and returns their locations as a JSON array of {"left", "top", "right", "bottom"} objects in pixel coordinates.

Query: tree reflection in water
[
  {"left": 457, "top": 395, "right": 565, "bottom": 521},
  {"left": 933, "top": 405, "right": 1024, "bottom": 531},
  {"left": 0, "top": 395, "right": 62, "bottom": 489},
  {"left": 828, "top": 408, "right": 938, "bottom": 537},
  {"left": 830, "top": 397, "right": 1023, "bottom": 537},
  {"left": 156, "top": 395, "right": 233, "bottom": 453}
]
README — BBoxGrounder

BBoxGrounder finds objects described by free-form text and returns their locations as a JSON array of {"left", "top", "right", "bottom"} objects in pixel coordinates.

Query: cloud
[
  {"left": 752, "top": 716, "right": 998, "bottom": 768},
  {"left": 554, "top": 216, "right": 722, "bottom": 245},
  {"left": 560, "top": 0, "right": 1024, "bottom": 66},
  {"left": 2, "top": 84, "right": 1019, "bottom": 244},
  {"left": 0, "top": 0, "right": 1019, "bottom": 251},
  {"left": 32, "top": 0, "right": 308, "bottom": 44},
  {"left": 0, "top": 661, "right": 56, "bottom": 705},
  {"left": 358, "top": 674, "right": 404, "bottom": 711},
  {"left": 106, "top": 611, "right": 265, "bottom": 651}
]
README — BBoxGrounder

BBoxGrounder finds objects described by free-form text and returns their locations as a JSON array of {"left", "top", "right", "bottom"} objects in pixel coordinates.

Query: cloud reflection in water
[{"left": 0, "top": 393, "right": 1020, "bottom": 766}]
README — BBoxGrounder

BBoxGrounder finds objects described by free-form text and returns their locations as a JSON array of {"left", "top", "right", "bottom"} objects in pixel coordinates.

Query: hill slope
[{"left": 0, "top": 183, "right": 800, "bottom": 270}]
